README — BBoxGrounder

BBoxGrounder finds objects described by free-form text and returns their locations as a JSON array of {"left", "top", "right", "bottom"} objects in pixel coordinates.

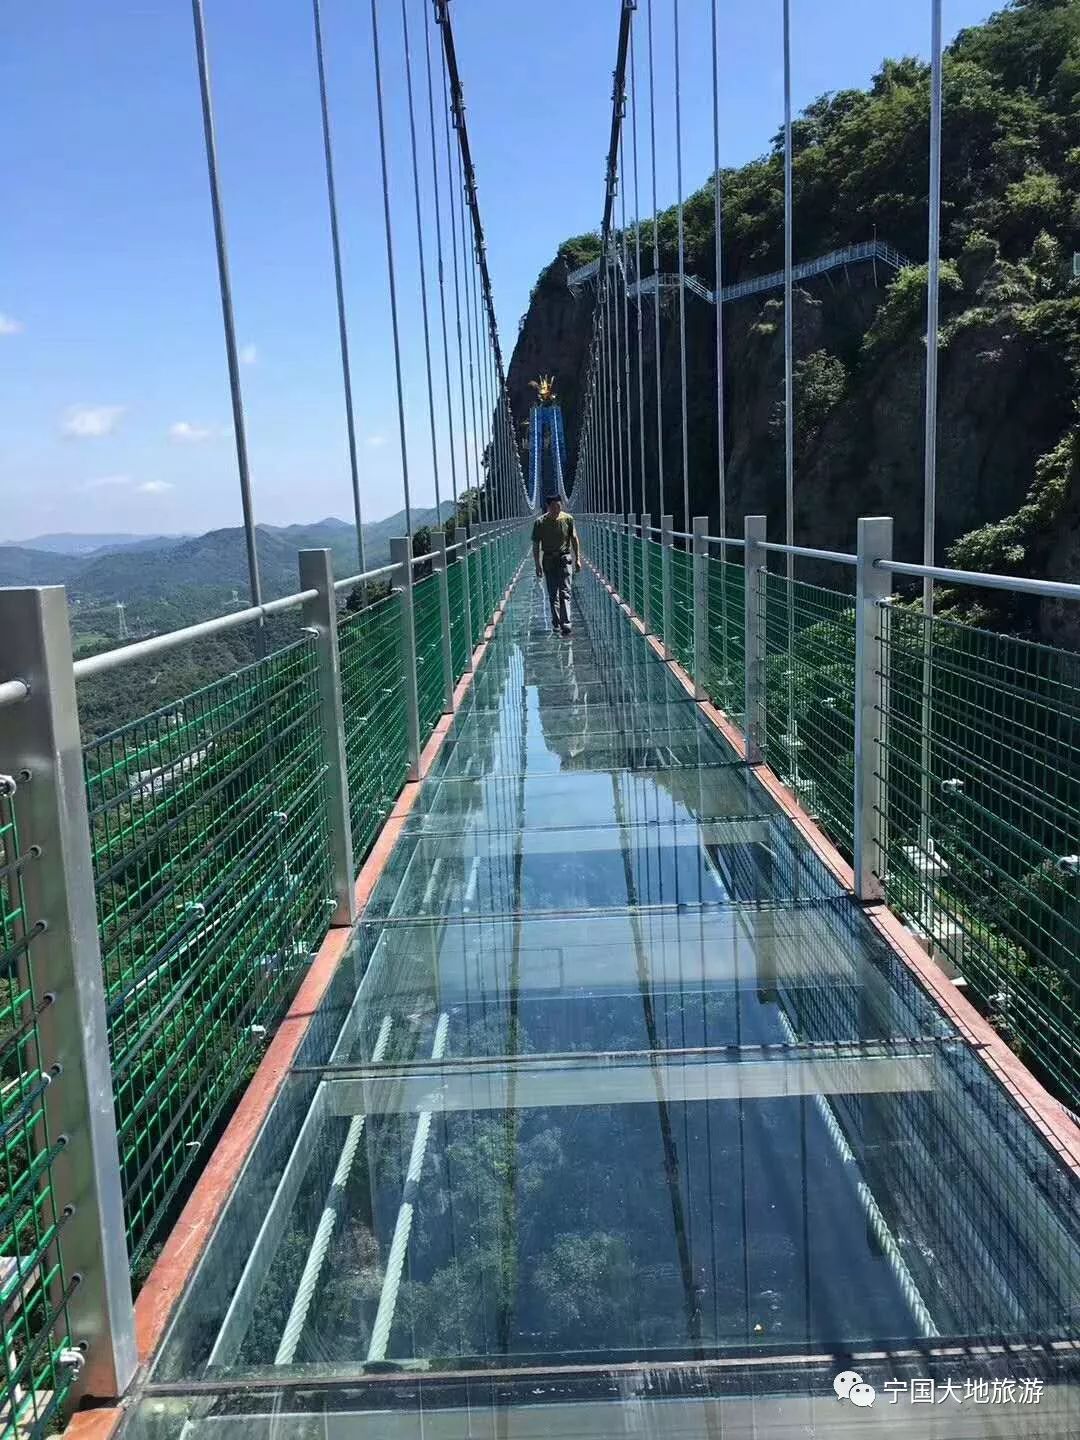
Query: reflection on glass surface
[{"left": 140, "top": 571, "right": 1080, "bottom": 1438}]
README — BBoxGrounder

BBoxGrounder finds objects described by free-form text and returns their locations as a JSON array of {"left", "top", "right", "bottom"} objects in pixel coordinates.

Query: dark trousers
[{"left": 543, "top": 555, "right": 573, "bottom": 629}]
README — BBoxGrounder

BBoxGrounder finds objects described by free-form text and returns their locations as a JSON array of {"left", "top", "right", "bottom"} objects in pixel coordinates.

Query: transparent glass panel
[{"left": 361, "top": 816, "right": 846, "bottom": 922}]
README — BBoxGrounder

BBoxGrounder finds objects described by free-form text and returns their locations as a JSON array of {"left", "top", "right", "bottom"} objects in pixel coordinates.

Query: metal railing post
[
  {"left": 661, "top": 514, "right": 674, "bottom": 660},
  {"left": 430, "top": 530, "right": 455, "bottom": 712},
  {"left": 692, "top": 516, "right": 709, "bottom": 701},
  {"left": 744, "top": 515, "right": 767, "bottom": 764},
  {"left": 641, "top": 512, "right": 652, "bottom": 631},
  {"left": 299, "top": 549, "right": 356, "bottom": 926},
  {"left": 0, "top": 587, "right": 137, "bottom": 1401},
  {"left": 853, "top": 516, "right": 894, "bottom": 902},
  {"left": 390, "top": 538, "right": 422, "bottom": 782}
]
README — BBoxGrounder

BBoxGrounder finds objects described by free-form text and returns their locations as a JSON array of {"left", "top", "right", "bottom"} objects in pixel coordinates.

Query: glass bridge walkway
[{"left": 126, "top": 568, "right": 1080, "bottom": 1438}]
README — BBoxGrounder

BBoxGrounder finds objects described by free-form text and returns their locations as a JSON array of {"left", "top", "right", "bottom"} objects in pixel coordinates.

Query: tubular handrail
[
  {"left": 72, "top": 589, "right": 321, "bottom": 681},
  {"left": 878, "top": 559, "right": 1080, "bottom": 603},
  {"left": 0, "top": 678, "right": 29, "bottom": 710},
  {"left": 333, "top": 562, "right": 401, "bottom": 593},
  {"left": 761, "top": 540, "right": 858, "bottom": 566},
  {"left": 590, "top": 515, "right": 1080, "bottom": 600}
]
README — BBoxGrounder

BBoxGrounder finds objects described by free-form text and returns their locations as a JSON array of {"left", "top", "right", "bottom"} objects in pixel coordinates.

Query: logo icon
[{"left": 834, "top": 1370, "right": 877, "bottom": 1408}]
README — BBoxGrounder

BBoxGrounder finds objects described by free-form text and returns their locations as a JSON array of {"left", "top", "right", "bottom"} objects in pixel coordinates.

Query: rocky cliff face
[{"left": 508, "top": 240, "right": 1079, "bottom": 645}]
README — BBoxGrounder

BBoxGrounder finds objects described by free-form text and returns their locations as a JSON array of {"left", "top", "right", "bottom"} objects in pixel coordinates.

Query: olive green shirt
[{"left": 532, "top": 512, "right": 576, "bottom": 561}]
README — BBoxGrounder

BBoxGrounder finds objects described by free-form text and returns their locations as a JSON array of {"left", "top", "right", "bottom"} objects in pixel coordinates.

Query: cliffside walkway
[{"left": 566, "top": 239, "right": 911, "bottom": 303}]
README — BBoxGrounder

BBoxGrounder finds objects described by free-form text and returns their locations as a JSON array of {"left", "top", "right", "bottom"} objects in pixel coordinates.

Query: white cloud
[
  {"left": 62, "top": 404, "right": 125, "bottom": 439},
  {"left": 169, "top": 420, "right": 212, "bottom": 443},
  {"left": 365, "top": 434, "right": 387, "bottom": 448},
  {"left": 138, "top": 480, "right": 173, "bottom": 495},
  {"left": 0, "top": 313, "right": 24, "bottom": 336},
  {"left": 239, "top": 343, "right": 258, "bottom": 366},
  {"left": 83, "top": 474, "right": 131, "bottom": 490}
]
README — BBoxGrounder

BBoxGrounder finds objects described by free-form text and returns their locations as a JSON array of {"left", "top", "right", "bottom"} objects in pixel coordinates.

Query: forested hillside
[{"left": 508, "top": 0, "right": 1080, "bottom": 643}]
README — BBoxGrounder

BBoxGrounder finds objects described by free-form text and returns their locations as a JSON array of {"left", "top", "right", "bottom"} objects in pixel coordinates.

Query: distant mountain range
[
  {"left": 0, "top": 507, "right": 454, "bottom": 602},
  {"left": 1, "top": 531, "right": 191, "bottom": 557}
]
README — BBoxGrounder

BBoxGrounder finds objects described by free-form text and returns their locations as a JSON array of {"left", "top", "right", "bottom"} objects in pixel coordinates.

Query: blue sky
[{"left": 2, "top": 0, "right": 994, "bottom": 541}]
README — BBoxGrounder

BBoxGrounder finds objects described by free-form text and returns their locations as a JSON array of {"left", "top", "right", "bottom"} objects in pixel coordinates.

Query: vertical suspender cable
[
  {"left": 462, "top": 165, "right": 486, "bottom": 529},
  {"left": 647, "top": 0, "right": 665, "bottom": 524},
  {"left": 613, "top": 230, "right": 626, "bottom": 524},
  {"left": 190, "top": 0, "right": 262, "bottom": 612},
  {"left": 711, "top": 0, "right": 725, "bottom": 536},
  {"left": 620, "top": 129, "right": 634, "bottom": 526},
  {"left": 782, "top": 0, "right": 794, "bottom": 568},
  {"left": 631, "top": 26, "right": 647, "bottom": 522},
  {"left": 920, "top": 0, "right": 944, "bottom": 859},
  {"left": 783, "top": 0, "right": 797, "bottom": 778},
  {"left": 312, "top": 0, "right": 366, "bottom": 575},
  {"left": 711, "top": 0, "right": 729, "bottom": 690},
  {"left": 402, "top": 0, "right": 443, "bottom": 526},
  {"left": 425, "top": 1, "right": 461, "bottom": 529},
  {"left": 444, "top": 50, "right": 475, "bottom": 528},
  {"left": 923, "top": 0, "right": 943, "bottom": 617},
  {"left": 610, "top": 276, "right": 620, "bottom": 521},
  {"left": 673, "top": 0, "right": 690, "bottom": 536},
  {"left": 371, "top": 0, "right": 414, "bottom": 540}
]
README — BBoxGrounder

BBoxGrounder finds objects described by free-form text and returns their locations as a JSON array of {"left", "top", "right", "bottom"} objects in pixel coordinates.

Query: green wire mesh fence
[
  {"left": 646, "top": 539, "right": 665, "bottom": 642},
  {"left": 466, "top": 550, "right": 484, "bottom": 651},
  {"left": 0, "top": 786, "right": 78, "bottom": 1438},
  {"left": 413, "top": 572, "right": 446, "bottom": 746},
  {"left": 446, "top": 557, "right": 470, "bottom": 682},
  {"left": 668, "top": 547, "right": 695, "bottom": 673},
  {"left": 589, "top": 517, "right": 1080, "bottom": 1116},
  {"left": 705, "top": 553, "right": 746, "bottom": 720},
  {"left": 880, "top": 607, "right": 1080, "bottom": 1112},
  {"left": 628, "top": 534, "right": 645, "bottom": 616},
  {"left": 84, "top": 638, "right": 332, "bottom": 1264},
  {"left": 760, "top": 570, "right": 857, "bottom": 854},
  {"left": 338, "top": 593, "right": 409, "bottom": 870}
]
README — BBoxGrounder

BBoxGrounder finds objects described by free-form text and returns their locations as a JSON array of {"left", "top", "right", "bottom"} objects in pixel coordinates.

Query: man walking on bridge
[{"left": 533, "top": 494, "right": 582, "bottom": 636}]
